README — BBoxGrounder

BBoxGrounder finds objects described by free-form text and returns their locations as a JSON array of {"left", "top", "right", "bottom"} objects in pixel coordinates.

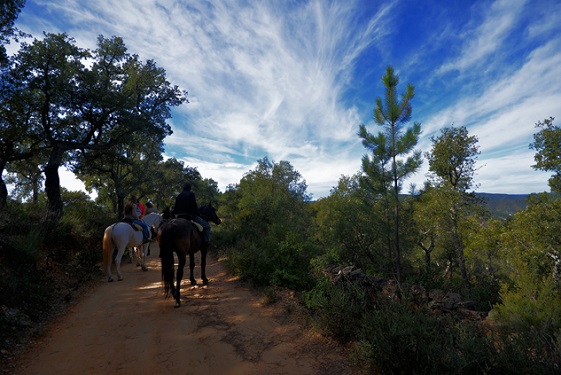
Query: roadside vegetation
[{"left": 2, "top": 2, "right": 561, "bottom": 373}]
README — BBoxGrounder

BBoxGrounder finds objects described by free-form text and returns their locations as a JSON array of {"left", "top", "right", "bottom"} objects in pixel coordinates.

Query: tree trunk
[
  {"left": 391, "top": 122, "right": 402, "bottom": 284},
  {"left": 550, "top": 251, "right": 561, "bottom": 291},
  {"left": 382, "top": 190, "right": 393, "bottom": 273},
  {"left": 32, "top": 175, "right": 39, "bottom": 204},
  {"left": 394, "top": 194, "right": 401, "bottom": 284},
  {"left": 392, "top": 163, "right": 401, "bottom": 284},
  {"left": 0, "top": 159, "right": 7, "bottom": 210},
  {"left": 44, "top": 147, "right": 65, "bottom": 221},
  {"left": 117, "top": 196, "right": 125, "bottom": 220},
  {"left": 113, "top": 173, "right": 125, "bottom": 220},
  {"left": 419, "top": 234, "right": 434, "bottom": 276},
  {"left": 451, "top": 214, "right": 470, "bottom": 293},
  {"left": 44, "top": 163, "right": 63, "bottom": 221}
]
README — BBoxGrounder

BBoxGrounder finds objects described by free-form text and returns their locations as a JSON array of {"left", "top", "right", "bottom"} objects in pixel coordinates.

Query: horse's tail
[
  {"left": 159, "top": 229, "right": 175, "bottom": 299},
  {"left": 102, "top": 225, "right": 114, "bottom": 272}
]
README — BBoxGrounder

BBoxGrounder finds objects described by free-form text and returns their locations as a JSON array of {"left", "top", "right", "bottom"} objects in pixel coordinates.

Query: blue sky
[{"left": 9, "top": 0, "right": 561, "bottom": 198}]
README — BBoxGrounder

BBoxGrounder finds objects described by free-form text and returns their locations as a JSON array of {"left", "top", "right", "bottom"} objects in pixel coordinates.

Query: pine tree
[{"left": 358, "top": 66, "right": 422, "bottom": 283}]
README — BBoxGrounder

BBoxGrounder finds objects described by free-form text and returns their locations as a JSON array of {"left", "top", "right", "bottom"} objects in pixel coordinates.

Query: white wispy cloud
[
  {"left": 11, "top": 0, "right": 561, "bottom": 198},
  {"left": 437, "top": 0, "right": 527, "bottom": 75}
]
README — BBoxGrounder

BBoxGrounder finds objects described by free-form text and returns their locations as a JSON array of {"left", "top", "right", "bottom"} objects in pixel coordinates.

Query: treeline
[
  {"left": 215, "top": 140, "right": 561, "bottom": 373},
  {"left": 0, "top": 30, "right": 191, "bottom": 220}
]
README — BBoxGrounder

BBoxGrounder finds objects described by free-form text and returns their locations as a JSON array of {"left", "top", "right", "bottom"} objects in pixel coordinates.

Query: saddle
[
  {"left": 175, "top": 214, "right": 203, "bottom": 232},
  {"left": 122, "top": 217, "right": 150, "bottom": 241},
  {"left": 122, "top": 217, "right": 140, "bottom": 230}
]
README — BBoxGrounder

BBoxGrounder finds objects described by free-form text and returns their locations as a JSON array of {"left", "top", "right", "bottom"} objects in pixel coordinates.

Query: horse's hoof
[
  {"left": 118, "top": 277, "right": 124, "bottom": 281},
  {"left": 190, "top": 280, "right": 197, "bottom": 286},
  {"left": 202, "top": 278, "right": 209, "bottom": 285},
  {"left": 174, "top": 302, "right": 180, "bottom": 308},
  {"left": 108, "top": 278, "right": 114, "bottom": 283},
  {"left": 142, "top": 266, "right": 148, "bottom": 271},
  {"left": 136, "top": 263, "right": 141, "bottom": 267}
]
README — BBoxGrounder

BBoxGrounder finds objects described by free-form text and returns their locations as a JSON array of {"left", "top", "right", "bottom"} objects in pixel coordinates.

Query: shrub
[
  {"left": 303, "top": 276, "right": 369, "bottom": 344},
  {"left": 225, "top": 232, "right": 317, "bottom": 290},
  {"left": 0, "top": 198, "right": 111, "bottom": 353},
  {"left": 303, "top": 274, "right": 502, "bottom": 374}
]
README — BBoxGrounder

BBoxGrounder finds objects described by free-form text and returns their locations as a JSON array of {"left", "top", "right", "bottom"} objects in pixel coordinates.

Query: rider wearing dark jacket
[{"left": 172, "top": 183, "right": 211, "bottom": 248}]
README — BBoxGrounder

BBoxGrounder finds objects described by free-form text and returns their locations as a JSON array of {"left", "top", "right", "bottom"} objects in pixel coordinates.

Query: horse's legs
[
  {"left": 175, "top": 254, "right": 186, "bottom": 307},
  {"left": 105, "top": 249, "right": 114, "bottom": 282},
  {"left": 114, "top": 246, "right": 126, "bottom": 281},
  {"left": 139, "top": 244, "right": 148, "bottom": 271},
  {"left": 201, "top": 248, "right": 209, "bottom": 285},
  {"left": 189, "top": 252, "right": 197, "bottom": 285}
]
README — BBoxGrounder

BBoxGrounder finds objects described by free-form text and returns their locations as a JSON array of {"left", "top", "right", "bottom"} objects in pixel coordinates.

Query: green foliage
[
  {"left": 354, "top": 305, "right": 494, "bottom": 374},
  {"left": 490, "top": 332, "right": 561, "bottom": 375},
  {"left": 0, "top": 0, "right": 26, "bottom": 65},
  {"left": 494, "top": 272, "right": 561, "bottom": 334},
  {"left": 303, "top": 276, "right": 369, "bottom": 344},
  {"left": 491, "top": 280, "right": 561, "bottom": 373},
  {"left": 311, "top": 174, "right": 391, "bottom": 275},
  {"left": 0, "top": 201, "right": 46, "bottom": 267},
  {"left": 74, "top": 131, "right": 166, "bottom": 218},
  {"left": 59, "top": 190, "right": 113, "bottom": 276},
  {"left": 304, "top": 275, "right": 558, "bottom": 373},
  {"left": 0, "top": 196, "right": 111, "bottom": 349},
  {"left": 228, "top": 233, "right": 316, "bottom": 290},
  {"left": 304, "top": 275, "right": 503, "bottom": 374},
  {"left": 531, "top": 117, "right": 561, "bottom": 193},
  {"left": 488, "top": 194, "right": 561, "bottom": 371},
  {"left": 427, "top": 126, "right": 479, "bottom": 191},
  {"left": 464, "top": 218, "right": 505, "bottom": 309},
  {"left": 421, "top": 126, "right": 485, "bottom": 292},
  {"left": 219, "top": 158, "right": 316, "bottom": 289},
  {"left": 500, "top": 194, "right": 561, "bottom": 285},
  {"left": 3, "top": 32, "right": 187, "bottom": 219}
]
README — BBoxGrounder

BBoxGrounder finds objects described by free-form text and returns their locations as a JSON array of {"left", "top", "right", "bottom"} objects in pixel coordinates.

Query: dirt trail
[{"left": 8, "top": 248, "right": 353, "bottom": 375}]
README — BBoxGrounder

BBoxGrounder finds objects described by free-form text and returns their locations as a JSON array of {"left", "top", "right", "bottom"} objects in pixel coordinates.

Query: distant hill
[
  {"left": 317, "top": 192, "right": 531, "bottom": 220},
  {"left": 477, "top": 193, "right": 529, "bottom": 220}
]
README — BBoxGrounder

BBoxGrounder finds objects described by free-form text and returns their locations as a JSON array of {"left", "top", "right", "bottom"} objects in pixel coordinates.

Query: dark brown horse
[{"left": 159, "top": 203, "right": 221, "bottom": 307}]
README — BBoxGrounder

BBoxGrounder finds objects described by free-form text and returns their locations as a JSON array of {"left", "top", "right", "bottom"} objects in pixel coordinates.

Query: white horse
[{"left": 102, "top": 206, "right": 162, "bottom": 282}]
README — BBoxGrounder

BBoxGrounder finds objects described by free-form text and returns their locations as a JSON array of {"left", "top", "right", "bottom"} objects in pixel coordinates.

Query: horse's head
[
  {"left": 162, "top": 206, "right": 172, "bottom": 220},
  {"left": 200, "top": 202, "right": 221, "bottom": 225}
]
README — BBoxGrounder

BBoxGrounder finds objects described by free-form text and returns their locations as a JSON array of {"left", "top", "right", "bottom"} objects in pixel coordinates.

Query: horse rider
[
  {"left": 171, "top": 182, "right": 211, "bottom": 250},
  {"left": 145, "top": 201, "right": 158, "bottom": 214},
  {"left": 126, "top": 196, "right": 150, "bottom": 242}
]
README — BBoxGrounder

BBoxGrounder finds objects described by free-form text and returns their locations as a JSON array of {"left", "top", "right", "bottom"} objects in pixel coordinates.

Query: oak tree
[
  {"left": 530, "top": 117, "right": 561, "bottom": 193},
  {"left": 10, "top": 33, "right": 186, "bottom": 220},
  {"left": 426, "top": 125, "right": 480, "bottom": 292}
]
